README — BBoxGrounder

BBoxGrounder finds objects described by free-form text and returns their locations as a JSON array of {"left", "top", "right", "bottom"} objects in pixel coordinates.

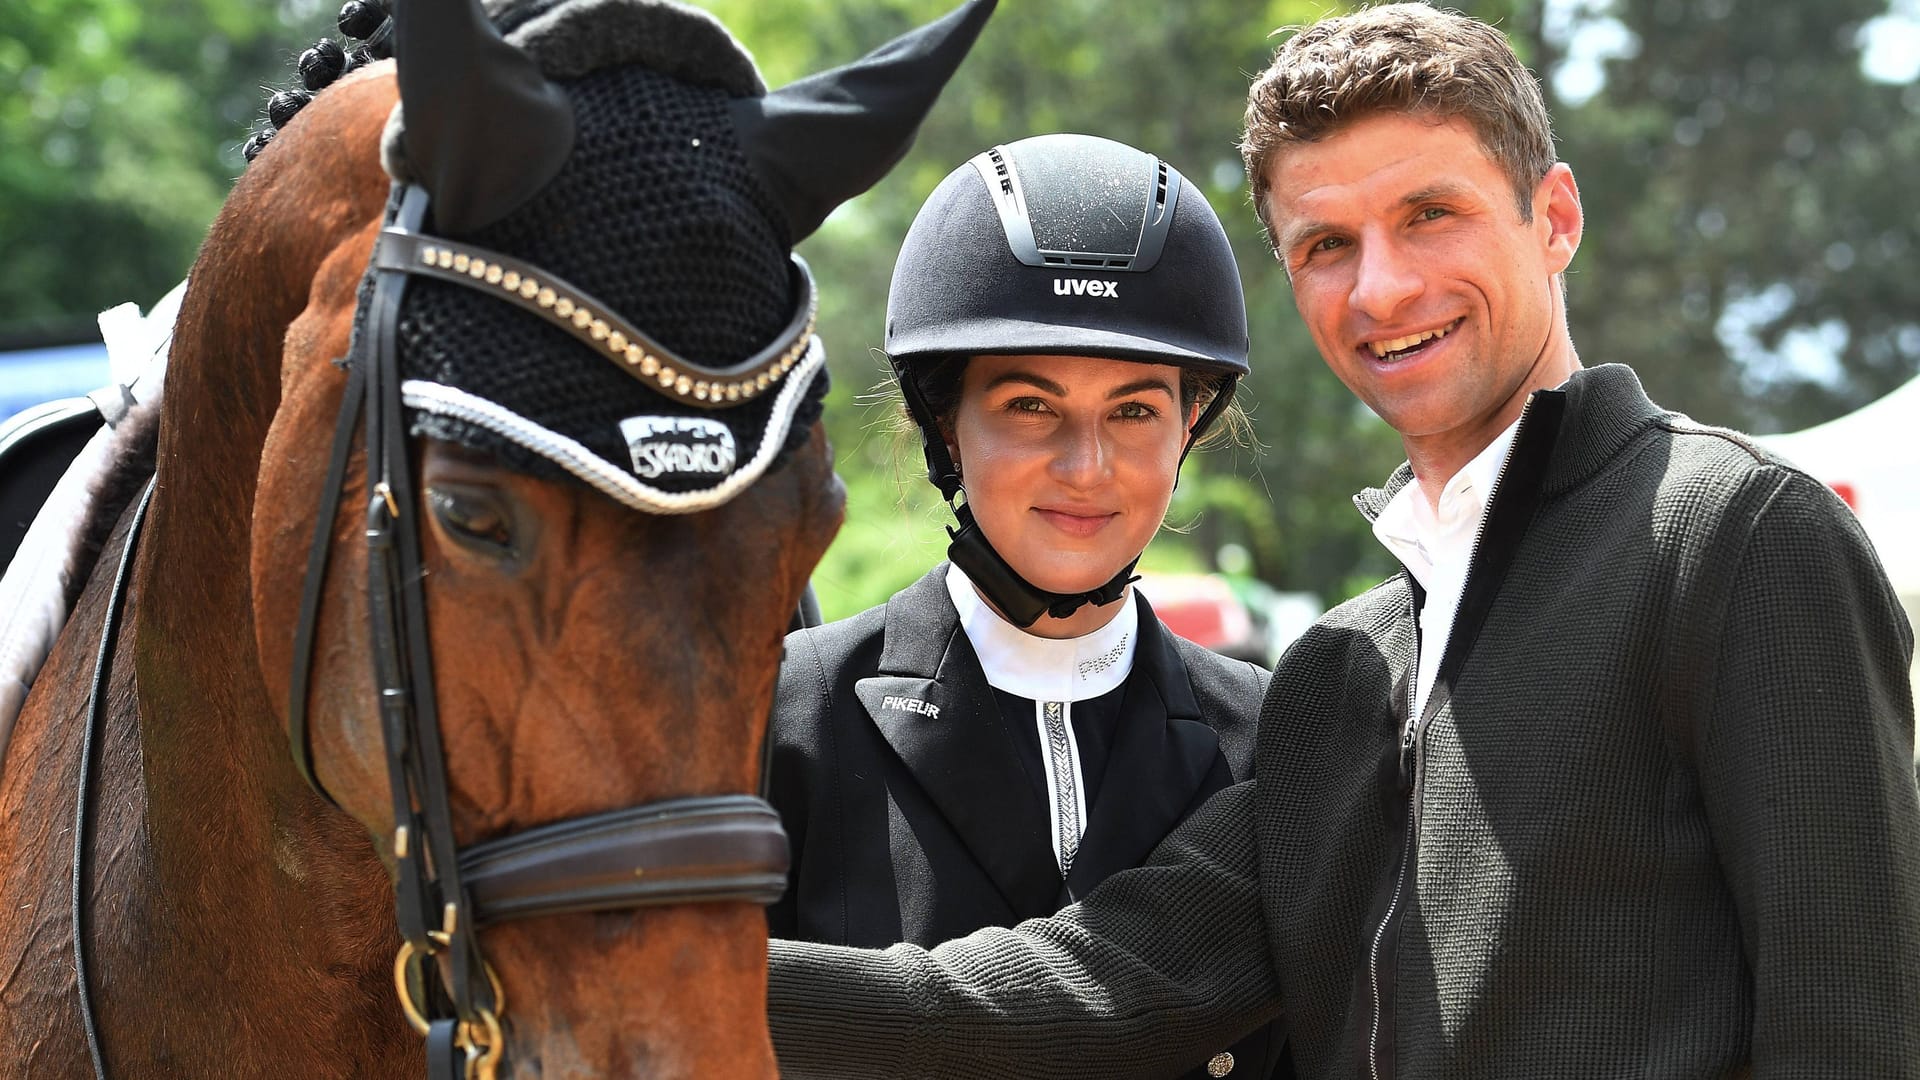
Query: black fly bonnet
[
  {"left": 277, "top": 1, "right": 995, "bottom": 1077},
  {"left": 383, "top": 0, "right": 987, "bottom": 508}
]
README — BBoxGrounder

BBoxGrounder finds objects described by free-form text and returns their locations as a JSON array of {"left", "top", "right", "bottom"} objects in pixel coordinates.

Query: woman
[{"left": 769, "top": 133, "right": 1286, "bottom": 1080}]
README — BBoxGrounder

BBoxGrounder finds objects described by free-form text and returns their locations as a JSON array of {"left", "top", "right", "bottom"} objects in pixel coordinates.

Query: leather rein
[{"left": 68, "top": 183, "right": 795, "bottom": 1080}]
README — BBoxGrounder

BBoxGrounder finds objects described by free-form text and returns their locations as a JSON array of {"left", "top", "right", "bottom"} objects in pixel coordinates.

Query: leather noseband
[{"left": 285, "top": 183, "right": 795, "bottom": 1080}]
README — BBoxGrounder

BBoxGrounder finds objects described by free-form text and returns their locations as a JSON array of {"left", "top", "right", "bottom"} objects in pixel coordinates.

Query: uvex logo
[{"left": 1053, "top": 278, "right": 1119, "bottom": 298}]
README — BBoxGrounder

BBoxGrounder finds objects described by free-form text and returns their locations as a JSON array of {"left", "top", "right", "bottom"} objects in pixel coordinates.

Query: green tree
[
  {"left": 0, "top": 0, "right": 333, "bottom": 340},
  {"left": 1524, "top": 0, "right": 1920, "bottom": 432},
  {"left": 5, "top": 0, "right": 1913, "bottom": 619}
]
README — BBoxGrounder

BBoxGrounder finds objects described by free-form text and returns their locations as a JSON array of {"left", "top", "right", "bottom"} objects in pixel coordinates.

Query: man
[{"left": 765, "top": 6, "right": 1920, "bottom": 1077}]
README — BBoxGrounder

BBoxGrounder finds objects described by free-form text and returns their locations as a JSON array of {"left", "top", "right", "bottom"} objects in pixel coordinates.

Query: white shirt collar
[
  {"left": 1370, "top": 416, "right": 1524, "bottom": 594},
  {"left": 944, "top": 562, "right": 1138, "bottom": 702}
]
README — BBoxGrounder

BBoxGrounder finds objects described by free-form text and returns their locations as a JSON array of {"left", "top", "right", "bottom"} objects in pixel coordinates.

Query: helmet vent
[
  {"left": 1049, "top": 254, "right": 1132, "bottom": 268},
  {"left": 983, "top": 146, "right": 1014, "bottom": 197},
  {"left": 963, "top": 135, "right": 1184, "bottom": 274}
]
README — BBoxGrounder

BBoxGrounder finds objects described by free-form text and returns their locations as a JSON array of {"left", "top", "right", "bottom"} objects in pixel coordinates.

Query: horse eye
[{"left": 426, "top": 486, "right": 515, "bottom": 553}]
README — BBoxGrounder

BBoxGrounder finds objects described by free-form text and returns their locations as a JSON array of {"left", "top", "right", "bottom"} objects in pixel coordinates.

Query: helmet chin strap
[
  {"left": 945, "top": 500, "right": 1138, "bottom": 629},
  {"left": 897, "top": 364, "right": 1236, "bottom": 631}
]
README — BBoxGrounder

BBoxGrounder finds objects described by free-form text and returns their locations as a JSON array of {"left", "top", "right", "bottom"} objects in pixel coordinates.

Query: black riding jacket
[{"left": 768, "top": 565, "right": 1288, "bottom": 1080}]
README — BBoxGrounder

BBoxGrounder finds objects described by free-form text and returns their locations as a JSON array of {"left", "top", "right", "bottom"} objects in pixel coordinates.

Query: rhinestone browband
[{"left": 373, "top": 230, "right": 817, "bottom": 411}]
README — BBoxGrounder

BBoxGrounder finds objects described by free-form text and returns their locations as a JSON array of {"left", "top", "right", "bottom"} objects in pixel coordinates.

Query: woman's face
[{"left": 948, "top": 353, "right": 1194, "bottom": 597}]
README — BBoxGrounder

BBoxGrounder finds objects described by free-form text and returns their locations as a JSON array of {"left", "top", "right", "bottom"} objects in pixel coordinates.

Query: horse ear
[
  {"left": 392, "top": 0, "right": 576, "bottom": 234},
  {"left": 729, "top": 0, "right": 995, "bottom": 243}
]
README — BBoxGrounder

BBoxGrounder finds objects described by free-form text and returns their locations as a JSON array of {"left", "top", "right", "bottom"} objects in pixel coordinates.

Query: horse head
[{"left": 228, "top": 0, "right": 991, "bottom": 1074}]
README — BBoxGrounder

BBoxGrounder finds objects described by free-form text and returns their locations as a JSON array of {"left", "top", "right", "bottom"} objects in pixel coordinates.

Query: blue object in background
[{"left": 0, "top": 343, "right": 112, "bottom": 425}]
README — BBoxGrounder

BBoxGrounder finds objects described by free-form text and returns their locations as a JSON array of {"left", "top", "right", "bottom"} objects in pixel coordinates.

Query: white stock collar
[{"left": 944, "top": 562, "right": 1138, "bottom": 702}]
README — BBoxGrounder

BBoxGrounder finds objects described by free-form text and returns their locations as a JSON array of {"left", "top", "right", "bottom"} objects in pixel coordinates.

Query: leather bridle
[
  {"left": 70, "top": 181, "right": 804, "bottom": 1080},
  {"left": 281, "top": 183, "right": 799, "bottom": 1079}
]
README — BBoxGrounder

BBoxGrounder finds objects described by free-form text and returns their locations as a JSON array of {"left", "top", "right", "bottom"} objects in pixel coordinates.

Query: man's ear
[{"left": 1537, "top": 162, "right": 1583, "bottom": 275}]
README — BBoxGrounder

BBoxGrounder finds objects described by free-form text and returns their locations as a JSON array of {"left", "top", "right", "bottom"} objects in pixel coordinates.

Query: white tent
[{"left": 1754, "top": 375, "right": 1920, "bottom": 702}]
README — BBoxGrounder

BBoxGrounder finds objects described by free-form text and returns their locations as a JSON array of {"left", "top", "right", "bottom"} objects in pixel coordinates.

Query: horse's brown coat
[{"left": 0, "top": 63, "right": 841, "bottom": 1078}]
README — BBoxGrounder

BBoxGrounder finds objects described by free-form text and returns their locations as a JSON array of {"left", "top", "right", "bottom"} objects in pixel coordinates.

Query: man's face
[{"left": 1263, "top": 113, "right": 1581, "bottom": 459}]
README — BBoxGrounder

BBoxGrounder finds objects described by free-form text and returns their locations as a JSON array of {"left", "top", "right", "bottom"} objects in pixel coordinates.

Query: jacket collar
[
  {"left": 1353, "top": 363, "right": 1668, "bottom": 521},
  {"left": 945, "top": 563, "right": 1139, "bottom": 702},
  {"left": 859, "top": 566, "right": 1061, "bottom": 917},
  {"left": 1061, "top": 605, "right": 1218, "bottom": 901},
  {"left": 857, "top": 565, "right": 1217, "bottom": 919},
  {"left": 873, "top": 563, "right": 966, "bottom": 675}
]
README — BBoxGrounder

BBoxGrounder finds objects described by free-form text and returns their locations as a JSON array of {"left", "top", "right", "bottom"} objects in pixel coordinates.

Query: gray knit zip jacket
[{"left": 767, "top": 363, "right": 1920, "bottom": 1079}]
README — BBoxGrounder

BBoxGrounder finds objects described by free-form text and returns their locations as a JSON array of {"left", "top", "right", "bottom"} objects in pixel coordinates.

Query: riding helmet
[{"left": 886, "top": 132, "right": 1249, "bottom": 381}]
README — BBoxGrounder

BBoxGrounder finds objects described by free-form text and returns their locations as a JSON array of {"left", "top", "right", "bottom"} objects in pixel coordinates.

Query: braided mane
[
  {"left": 250, "top": 0, "right": 765, "bottom": 165},
  {"left": 245, "top": 0, "right": 394, "bottom": 162}
]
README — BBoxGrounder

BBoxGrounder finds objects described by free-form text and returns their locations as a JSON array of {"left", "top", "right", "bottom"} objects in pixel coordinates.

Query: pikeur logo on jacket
[{"left": 879, "top": 695, "right": 939, "bottom": 718}]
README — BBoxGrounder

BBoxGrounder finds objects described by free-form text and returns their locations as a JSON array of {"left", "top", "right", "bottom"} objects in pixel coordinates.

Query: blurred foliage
[
  {"left": 1525, "top": 0, "right": 1920, "bottom": 432},
  {"left": 0, "top": 0, "right": 335, "bottom": 340},
  {"left": 2, "top": 0, "right": 1914, "bottom": 619}
]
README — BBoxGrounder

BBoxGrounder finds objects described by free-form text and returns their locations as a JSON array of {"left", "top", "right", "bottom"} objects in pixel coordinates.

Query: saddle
[{"left": 0, "top": 283, "right": 178, "bottom": 765}]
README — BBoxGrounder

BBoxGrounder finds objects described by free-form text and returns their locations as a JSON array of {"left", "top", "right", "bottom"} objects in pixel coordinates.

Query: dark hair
[{"left": 1240, "top": 3, "right": 1556, "bottom": 247}]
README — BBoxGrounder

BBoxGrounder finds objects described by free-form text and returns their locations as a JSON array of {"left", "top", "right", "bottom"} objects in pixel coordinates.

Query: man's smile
[{"left": 1365, "top": 317, "right": 1463, "bottom": 361}]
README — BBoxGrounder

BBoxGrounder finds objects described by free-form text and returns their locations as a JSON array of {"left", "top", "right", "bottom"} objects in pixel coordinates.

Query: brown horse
[{"left": 0, "top": 0, "right": 990, "bottom": 1075}]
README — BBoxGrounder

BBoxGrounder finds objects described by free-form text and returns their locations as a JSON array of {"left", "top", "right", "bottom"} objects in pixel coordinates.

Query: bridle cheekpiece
[
  {"left": 287, "top": 183, "right": 799, "bottom": 1080},
  {"left": 275, "top": 0, "right": 995, "bottom": 1072}
]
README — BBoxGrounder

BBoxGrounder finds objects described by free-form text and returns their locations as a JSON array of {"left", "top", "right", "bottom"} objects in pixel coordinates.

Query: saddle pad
[{"left": 0, "top": 282, "right": 178, "bottom": 767}]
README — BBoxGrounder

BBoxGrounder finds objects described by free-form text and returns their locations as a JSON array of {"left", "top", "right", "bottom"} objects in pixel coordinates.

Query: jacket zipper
[
  {"left": 1364, "top": 395, "right": 1536, "bottom": 1080},
  {"left": 1368, "top": 663, "right": 1418, "bottom": 1080}
]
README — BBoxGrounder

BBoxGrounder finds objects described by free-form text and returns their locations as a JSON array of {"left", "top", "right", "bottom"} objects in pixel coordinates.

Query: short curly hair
[{"left": 1240, "top": 3, "right": 1556, "bottom": 248}]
